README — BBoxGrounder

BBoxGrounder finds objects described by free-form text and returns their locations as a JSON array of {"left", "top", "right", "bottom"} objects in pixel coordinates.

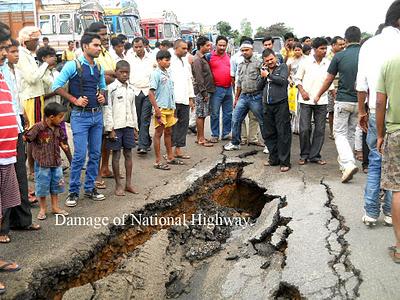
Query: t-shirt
[
  {"left": 62, "top": 49, "right": 76, "bottom": 62},
  {"left": 150, "top": 68, "right": 175, "bottom": 109},
  {"left": 327, "top": 44, "right": 360, "bottom": 102},
  {"left": 376, "top": 54, "right": 400, "bottom": 133}
]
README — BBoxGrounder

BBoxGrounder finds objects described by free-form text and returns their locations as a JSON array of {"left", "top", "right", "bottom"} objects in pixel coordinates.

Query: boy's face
[
  {"left": 115, "top": 67, "right": 130, "bottom": 83},
  {"left": 7, "top": 45, "right": 19, "bottom": 64},
  {"left": 44, "top": 54, "right": 57, "bottom": 67},
  {"left": 113, "top": 43, "right": 124, "bottom": 56},
  {"left": 158, "top": 58, "right": 170, "bottom": 69},
  {"left": 49, "top": 113, "right": 65, "bottom": 126}
]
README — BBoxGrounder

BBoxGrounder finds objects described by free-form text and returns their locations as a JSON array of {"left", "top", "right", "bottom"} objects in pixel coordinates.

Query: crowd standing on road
[{"left": 1, "top": 0, "right": 400, "bottom": 294}]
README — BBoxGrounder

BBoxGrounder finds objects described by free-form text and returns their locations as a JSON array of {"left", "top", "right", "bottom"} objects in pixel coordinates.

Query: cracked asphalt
[{"left": 2, "top": 124, "right": 399, "bottom": 299}]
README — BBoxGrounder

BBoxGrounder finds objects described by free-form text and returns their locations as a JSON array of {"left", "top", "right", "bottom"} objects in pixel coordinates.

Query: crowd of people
[{"left": 1, "top": 0, "right": 400, "bottom": 294}]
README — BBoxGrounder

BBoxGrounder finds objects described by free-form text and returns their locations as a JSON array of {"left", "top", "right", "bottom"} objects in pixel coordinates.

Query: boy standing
[
  {"left": 149, "top": 50, "right": 181, "bottom": 170},
  {"left": 104, "top": 60, "right": 138, "bottom": 196},
  {"left": 25, "top": 102, "right": 69, "bottom": 220}
]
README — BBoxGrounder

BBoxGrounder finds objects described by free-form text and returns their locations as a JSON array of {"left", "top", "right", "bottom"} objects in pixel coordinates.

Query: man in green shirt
[{"left": 376, "top": 52, "right": 400, "bottom": 264}]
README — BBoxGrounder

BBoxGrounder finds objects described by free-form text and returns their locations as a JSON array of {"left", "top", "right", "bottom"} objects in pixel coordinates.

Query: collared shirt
[
  {"left": 294, "top": 55, "right": 334, "bottom": 105},
  {"left": 287, "top": 55, "right": 306, "bottom": 83},
  {"left": 25, "top": 121, "right": 66, "bottom": 168},
  {"left": 192, "top": 51, "right": 215, "bottom": 97},
  {"left": 16, "top": 46, "right": 47, "bottom": 101},
  {"left": 51, "top": 55, "right": 107, "bottom": 92},
  {"left": 95, "top": 47, "right": 116, "bottom": 72},
  {"left": 127, "top": 51, "right": 156, "bottom": 96},
  {"left": 110, "top": 48, "right": 125, "bottom": 63},
  {"left": 169, "top": 54, "right": 195, "bottom": 105},
  {"left": 230, "top": 51, "right": 243, "bottom": 78},
  {"left": 209, "top": 50, "right": 231, "bottom": 88},
  {"left": 150, "top": 67, "right": 175, "bottom": 109},
  {"left": 281, "top": 48, "right": 295, "bottom": 60},
  {"left": 62, "top": 49, "right": 76, "bottom": 62},
  {"left": 43, "top": 68, "right": 62, "bottom": 104},
  {"left": 104, "top": 79, "right": 137, "bottom": 132},
  {"left": 356, "top": 26, "right": 400, "bottom": 111},
  {"left": 236, "top": 55, "right": 262, "bottom": 94},
  {"left": 0, "top": 63, "right": 23, "bottom": 132},
  {"left": 327, "top": 44, "right": 360, "bottom": 103}
]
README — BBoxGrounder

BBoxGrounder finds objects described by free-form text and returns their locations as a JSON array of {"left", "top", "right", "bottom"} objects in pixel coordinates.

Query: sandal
[
  {"left": 37, "top": 212, "right": 47, "bottom": 221},
  {"left": 175, "top": 154, "right": 191, "bottom": 159},
  {"left": 95, "top": 180, "right": 106, "bottom": 189},
  {"left": 280, "top": 166, "right": 291, "bottom": 172},
  {"left": 52, "top": 210, "right": 69, "bottom": 216},
  {"left": 198, "top": 141, "right": 214, "bottom": 147},
  {"left": 0, "top": 261, "right": 20, "bottom": 272},
  {"left": 209, "top": 137, "right": 219, "bottom": 143},
  {"left": 298, "top": 159, "right": 307, "bottom": 165},
  {"left": 153, "top": 162, "right": 171, "bottom": 170},
  {"left": 388, "top": 246, "right": 400, "bottom": 263},
  {"left": 167, "top": 158, "right": 184, "bottom": 165},
  {"left": 310, "top": 159, "right": 327, "bottom": 165},
  {"left": 0, "top": 235, "right": 10, "bottom": 244}
]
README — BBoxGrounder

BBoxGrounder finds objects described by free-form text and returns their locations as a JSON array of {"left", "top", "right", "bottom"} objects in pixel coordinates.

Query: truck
[
  {"left": 0, "top": 0, "right": 35, "bottom": 39},
  {"left": 140, "top": 10, "right": 180, "bottom": 48},
  {"left": 101, "top": 0, "right": 141, "bottom": 41}
]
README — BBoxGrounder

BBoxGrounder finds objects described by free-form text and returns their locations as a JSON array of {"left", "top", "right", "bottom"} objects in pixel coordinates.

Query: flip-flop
[
  {"left": 198, "top": 141, "right": 213, "bottom": 147},
  {"left": 388, "top": 246, "right": 400, "bottom": 263},
  {"left": 37, "top": 212, "right": 47, "bottom": 221},
  {"left": 280, "top": 166, "right": 291, "bottom": 172},
  {"left": 0, "top": 235, "right": 10, "bottom": 244},
  {"left": 310, "top": 159, "right": 327, "bottom": 165},
  {"left": 52, "top": 210, "right": 69, "bottom": 216},
  {"left": 0, "top": 261, "right": 21, "bottom": 272},
  {"left": 95, "top": 180, "right": 106, "bottom": 189},
  {"left": 298, "top": 159, "right": 307, "bottom": 165},
  {"left": 153, "top": 163, "right": 171, "bottom": 170},
  {"left": 175, "top": 155, "right": 191, "bottom": 159},
  {"left": 167, "top": 158, "right": 184, "bottom": 165}
]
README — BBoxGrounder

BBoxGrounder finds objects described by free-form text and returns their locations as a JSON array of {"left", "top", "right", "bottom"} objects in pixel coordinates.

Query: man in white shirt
[
  {"left": 127, "top": 37, "right": 156, "bottom": 154},
  {"left": 170, "top": 39, "right": 195, "bottom": 159},
  {"left": 110, "top": 37, "right": 125, "bottom": 63},
  {"left": 356, "top": 12, "right": 400, "bottom": 226},
  {"left": 294, "top": 37, "right": 333, "bottom": 165}
]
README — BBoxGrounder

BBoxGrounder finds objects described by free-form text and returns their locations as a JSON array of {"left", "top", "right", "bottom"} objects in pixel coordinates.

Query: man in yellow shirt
[
  {"left": 281, "top": 32, "right": 295, "bottom": 63},
  {"left": 61, "top": 41, "right": 76, "bottom": 62}
]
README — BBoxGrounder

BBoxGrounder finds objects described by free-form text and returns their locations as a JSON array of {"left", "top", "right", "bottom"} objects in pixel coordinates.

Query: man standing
[
  {"left": 62, "top": 41, "right": 76, "bottom": 62},
  {"left": 294, "top": 37, "right": 332, "bottom": 165},
  {"left": 52, "top": 33, "right": 107, "bottom": 207},
  {"left": 224, "top": 41, "right": 266, "bottom": 151},
  {"left": 316, "top": 27, "right": 362, "bottom": 183},
  {"left": 192, "top": 36, "right": 215, "bottom": 147},
  {"left": 127, "top": 37, "right": 156, "bottom": 154},
  {"left": 170, "top": 39, "right": 195, "bottom": 159},
  {"left": 262, "top": 36, "right": 284, "bottom": 64},
  {"left": 257, "top": 49, "right": 291, "bottom": 171},
  {"left": 208, "top": 35, "right": 233, "bottom": 143},
  {"left": 281, "top": 32, "right": 295, "bottom": 62},
  {"left": 356, "top": 2, "right": 400, "bottom": 226},
  {"left": 110, "top": 37, "right": 125, "bottom": 62}
]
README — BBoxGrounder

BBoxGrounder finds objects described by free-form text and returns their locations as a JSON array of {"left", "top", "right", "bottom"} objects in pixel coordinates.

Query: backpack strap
[{"left": 74, "top": 59, "right": 83, "bottom": 97}]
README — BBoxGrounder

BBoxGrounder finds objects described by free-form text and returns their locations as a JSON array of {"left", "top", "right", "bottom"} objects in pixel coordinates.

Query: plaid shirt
[{"left": 25, "top": 121, "right": 66, "bottom": 167}]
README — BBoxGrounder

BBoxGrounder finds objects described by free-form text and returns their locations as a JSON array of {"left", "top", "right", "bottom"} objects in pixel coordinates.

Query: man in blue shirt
[{"left": 52, "top": 33, "right": 107, "bottom": 207}]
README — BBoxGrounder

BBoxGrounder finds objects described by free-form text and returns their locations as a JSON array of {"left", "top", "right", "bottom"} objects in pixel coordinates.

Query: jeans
[
  {"left": 364, "top": 113, "right": 392, "bottom": 218},
  {"left": 69, "top": 110, "right": 103, "bottom": 194},
  {"left": 135, "top": 92, "right": 153, "bottom": 150},
  {"left": 333, "top": 102, "right": 358, "bottom": 170},
  {"left": 210, "top": 86, "right": 233, "bottom": 138},
  {"left": 172, "top": 103, "right": 190, "bottom": 147},
  {"left": 231, "top": 93, "right": 266, "bottom": 146},
  {"left": 264, "top": 101, "right": 292, "bottom": 166},
  {"left": 241, "top": 111, "right": 260, "bottom": 142},
  {"left": 299, "top": 103, "right": 327, "bottom": 161}
]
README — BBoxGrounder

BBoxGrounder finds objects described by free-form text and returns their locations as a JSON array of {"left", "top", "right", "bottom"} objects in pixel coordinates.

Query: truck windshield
[
  {"left": 80, "top": 14, "right": 96, "bottom": 30},
  {"left": 120, "top": 16, "right": 140, "bottom": 36}
]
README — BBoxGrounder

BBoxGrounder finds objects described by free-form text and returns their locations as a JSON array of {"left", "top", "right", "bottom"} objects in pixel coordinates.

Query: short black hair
[
  {"left": 117, "top": 34, "right": 127, "bottom": 41},
  {"left": 111, "top": 37, "right": 123, "bottom": 47},
  {"left": 43, "top": 37, "right": 49, "bottom": 42},
  {"left": 86, "top": 21, "right": 107, "bottom": 34},
  {"left": 293, "top": 42, "right": 303, "bottom": 50},
  {"left": 312, "top": 37, "right": 328, "bottom": 49},
  {"left": 196, "top": 36, "right": 209, "bottom": 49},
  {"left": 124, "top": 43, "right": 132, "bottom": 51},
  {"left": 44, "top": 102, "right": 67, "bottom": 118},
  {"left": 68, "top": 40, "right": 74, "bottom": 45},
  {"left": 216, "top": 35, "right": 228, "bottom": 44},
  {"left": 173, "top": 39, "right": 186, "bottom": 49},
  {"left": 36, "top": 46, "right": 56, "bottom": 63},
  {"left": 239, "top": 36, "right": 253, "bottom": 45},
  {"left": 376, "top": 23, "right": 386, "bottom": 35},
  {"left": 156, "top": 50, "right": 171, "bottom": 60},
  {"left": 10, "top": 38, "right": 19, "bottom": 48},
  {"left": 161, "top": 40, "right": 173, "bottom": 48},
  {"left": 0, "top": 22, "right": 11, "bottom": 43},
  {"left": 344, "top": 26, "right": 361, "bottom": 43},
  {"left": 325, "top": 36, "right": 332, "bottom": 44},
  {"left": 303, "top": 44, "right": 312, "bottom": 54},
  {"left": 331, "top": 36, "right": 344, "bottom": 45},
  {"left": 116, "top": 60, "right": 130, "bottom": 70},
  {"left": 262, "top": 35, "right": 273, "bottom": 44},
  {"left": 301, "top": 36, "right": 310, "bottom": 43},
  {"left": 385, "top": 0, "right": 400, "bottom": 27},
  {"left": 262, "top": 48, "right": 275, "bottom": 58},
  {"left": 155, "top": 41, "right": 161, "bottom": 48},
  {"left": 81, "top": 33, "right": 101, "bottom": 47},
  {"left": 132, "top": 37, "right": 144, "bottom": 45},
  {"left": 187, "top": 41, "right": 193, "bottom": 50},
  {"left": 284, "top": 32, "right": 294, "bottom": 41}
]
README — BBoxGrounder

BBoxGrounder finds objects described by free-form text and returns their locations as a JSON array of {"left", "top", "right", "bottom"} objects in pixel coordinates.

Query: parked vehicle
[{"left": 253, "top": 36, "right": 284, "bottom": 55}]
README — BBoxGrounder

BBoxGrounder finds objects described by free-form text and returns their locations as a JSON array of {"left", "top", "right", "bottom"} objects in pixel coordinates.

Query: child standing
[
  {"left": 104, "top": 60, "right": 138, "bottom": 196},
  {"left": 149, "top": 50, "right": 182, "bottom": 170},
  {"left": 25, "top": 102, "right": 69, "bottom": 220}
]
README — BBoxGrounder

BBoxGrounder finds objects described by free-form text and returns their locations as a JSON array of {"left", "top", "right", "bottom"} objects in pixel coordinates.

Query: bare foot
[
  {"left": 115, "top": 186, "right": 126, "bottom": 196},
  {"left": 125, "top": 186, "right": 138, "bottom": 194}
]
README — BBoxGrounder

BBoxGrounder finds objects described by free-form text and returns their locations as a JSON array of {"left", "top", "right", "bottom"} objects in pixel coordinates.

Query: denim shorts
[{"left": 34, "top": 162, "right": 65, "bottom": 197}]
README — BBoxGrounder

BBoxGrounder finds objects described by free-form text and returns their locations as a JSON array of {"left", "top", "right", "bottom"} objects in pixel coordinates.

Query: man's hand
[
  {"left": 133, "top": 128, "right": 139, "bottom": 140},
  {"left": 314, "top": 95, "right": 320, "bottom": 104},
  {"left": 204, "top": 95, "right": 209, "bottom": 102},
  {"left": 300, "top": 91, "right": 310, "bottom": 101},
  {"left": 75, "top": 96, "right": 88, "bottom": 107},
  {"left": 97, "top": 92, "right": 106, "bottom": 104},
  {"left": 234, "top": 97, "right": 239, "bottom": 108},
  {"left": 377, "top": 136, "right": 384, "bottom": 155},
  {"left": 359, "top": 113, "right": 369, "bottom": 133},
  {"left": 155, "top": 108, "right": 163, "bottom": 125},
  {"left": 109, "top": 129, "right": 117, "bottom": 141},
  {"left": 260, "top": 69, "right": 269, "bottom": 78},
  {"left": 60, "top": 142, "right": 69, "bottom": 151}
]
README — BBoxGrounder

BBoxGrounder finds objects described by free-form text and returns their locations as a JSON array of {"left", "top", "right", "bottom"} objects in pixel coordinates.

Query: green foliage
[{"left": 255, "top": 22, "right": 293, "bottom": 38}]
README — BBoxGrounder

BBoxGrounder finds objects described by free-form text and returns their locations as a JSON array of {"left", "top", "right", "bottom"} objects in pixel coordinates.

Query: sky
[{"left": 135, "top": 0, "right": 395, "bottom": 37}]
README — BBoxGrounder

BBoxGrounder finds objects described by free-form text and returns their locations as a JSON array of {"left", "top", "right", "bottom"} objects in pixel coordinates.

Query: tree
[
  {"left": 240, "top": 18, "right": 253, "bottom": 37},
  {"left": 216, "top": 21, "right": 232, "bottom": 37},
  {"left": 255, "top": 26, "right": 268, "bottom": 38},
  {"left": 255, "top": 23, "right": 294, "bottom": 38}
]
